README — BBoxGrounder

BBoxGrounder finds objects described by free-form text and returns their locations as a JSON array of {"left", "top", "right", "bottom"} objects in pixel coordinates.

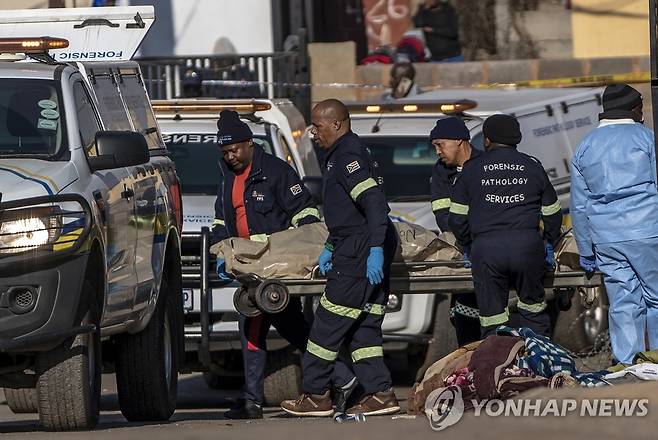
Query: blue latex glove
[
  {"left": 545, "top": 243, "right": 555, "bottom": 269},
  {"left": 318, "top": 248, "right": 333, "bottom": 276},
  {"left": 216, "top": 258, "right": 232, "bottom": 281},
  {"left": 579, "top": 255, "right": 597, "bottom": 273},
  {"left": 462, "top": 249, "right": 472, "bottom": 269},
  {"left": 366, "top": 247, "right": 384, "bottom": 285}
]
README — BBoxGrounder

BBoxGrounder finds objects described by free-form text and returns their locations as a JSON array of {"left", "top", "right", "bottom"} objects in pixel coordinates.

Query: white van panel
[{"left": 0, "top": 6, "right": 154, "bottom": 62}]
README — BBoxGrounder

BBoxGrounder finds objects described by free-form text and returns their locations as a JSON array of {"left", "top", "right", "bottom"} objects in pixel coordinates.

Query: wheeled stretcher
[
  {"left": 231, "top": 261, "right": 602, "bottom": 317},
  {"left": 188, "top": 227, "right": 602, "bottom": 371}
]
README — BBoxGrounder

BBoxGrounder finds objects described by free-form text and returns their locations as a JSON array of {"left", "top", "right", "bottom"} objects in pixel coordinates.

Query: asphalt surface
[
  {"left": 0, "top": 373, "right": 416, "bottom": 438},
  {"left": 1, "top": 370, "right": 657, "bottom": 439}
]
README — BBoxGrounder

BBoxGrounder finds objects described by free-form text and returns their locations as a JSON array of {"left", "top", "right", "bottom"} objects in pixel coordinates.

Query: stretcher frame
[{"left": 189, "top": 228, "right": 603, "bottom": 372}]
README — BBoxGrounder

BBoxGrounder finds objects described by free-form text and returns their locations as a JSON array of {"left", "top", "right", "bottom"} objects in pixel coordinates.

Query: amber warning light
[
  {"left": 0, "top": 37, "right": 69, "bottom": 54},
  {"left": 350, "top": 99, "right": 477, "bottom": 115},
  {"left": 152, "top": 100, "right": 272, "bottom": 115}
]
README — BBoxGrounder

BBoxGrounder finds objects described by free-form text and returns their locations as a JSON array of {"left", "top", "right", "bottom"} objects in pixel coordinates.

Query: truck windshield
[
  {"left": 362, "top": 136, "right": 436, "bottom": 202},
  {"left": 0, "top": 79, "right": 65, "bottom": 156},
  {"left": 165, "top": 133, "right": 274, "bottom": 194}
]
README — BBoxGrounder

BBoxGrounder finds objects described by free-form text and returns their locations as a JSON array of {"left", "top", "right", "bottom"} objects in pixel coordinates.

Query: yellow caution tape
[{"left": 477, "top": 72, "right": 651, "bottom": 89}]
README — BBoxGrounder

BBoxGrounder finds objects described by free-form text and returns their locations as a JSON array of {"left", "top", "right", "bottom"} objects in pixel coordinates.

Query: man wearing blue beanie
[
  {"left": 212, "top": 109, "right": 355, "bottom": 418},
  {"left": 429, "top": 116, "right": 482, "bottom": 346}
]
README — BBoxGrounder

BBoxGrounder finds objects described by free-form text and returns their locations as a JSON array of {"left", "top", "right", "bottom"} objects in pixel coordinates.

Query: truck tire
[
  {"left": 553, "top": 286, "right": 609, "bottom": 354},
  {"left": 4, "top": 388, "right": 38, "bottom": 413},
  {"left": 115, "top": 278, "right": 179, "bottom": 422},
  {"left": 416, "top": 294, "right": 458, "bottom": 382},
  {"left": 263, "top": 346, "right": 302, "bottom": 407},
  {"left": 36, "top": 279, "right": 101, "bottom": 431}
]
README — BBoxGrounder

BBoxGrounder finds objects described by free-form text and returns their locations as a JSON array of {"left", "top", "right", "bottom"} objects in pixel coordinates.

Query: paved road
[
  {"left": 0, "top": 373, "right": 414, "bottom": 438},
  {"left": 2, "top": 373, "right": 657, "bottom": 440}
]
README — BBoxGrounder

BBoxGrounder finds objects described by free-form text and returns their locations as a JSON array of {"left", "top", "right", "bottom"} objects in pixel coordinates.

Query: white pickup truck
[{"left": 0, "top": 6, "right": 184, "bottom": 432}]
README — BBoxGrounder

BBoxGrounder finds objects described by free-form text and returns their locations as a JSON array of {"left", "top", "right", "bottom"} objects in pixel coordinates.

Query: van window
[
  {"left": 117, "top": 69, "right": 163, "bottom": 150},
  {"left": 0, "top": 79, "right": 66, "bottom": 156},
  {"left": 471, "top": 131, "right": 484, "bottom": 151},
  {"left": 277, "top": 131, "right": 297, "bottom": 172},
  {"left": 164, "top": 134, "right": 274, "bottom": 194},
  {"left": 90, "top": 74, "right": 133, "bottom": 132},
  {"left": 362, "top": 136, "right": 434, "bottom": 201},
  {"left": 73, "top": 82, "right": 101, "bottom": 156}
]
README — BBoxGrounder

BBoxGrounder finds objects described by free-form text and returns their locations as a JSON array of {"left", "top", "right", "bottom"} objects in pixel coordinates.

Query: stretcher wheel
[
  {"left": 233, "top": 286, "right": 261, "bottom": 317},
  {"left": 254, "top": 280, "right": 290, "bottom": 314}
]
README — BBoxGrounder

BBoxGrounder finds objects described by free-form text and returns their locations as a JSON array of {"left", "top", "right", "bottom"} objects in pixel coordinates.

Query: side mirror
[
  {"left": 88, "top": 131, "right": 150, "bottom": 172},
  {"left": 302, "top": 175, "right": 323, "bottom": 206}
]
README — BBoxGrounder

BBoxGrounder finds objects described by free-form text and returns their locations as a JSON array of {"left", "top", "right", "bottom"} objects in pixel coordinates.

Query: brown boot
[
  {"left": 281, "top": 391, "right": 333, "bottom": 417},
  {"left": 347, "top": 388, "right": 400, "bottom": 416}
]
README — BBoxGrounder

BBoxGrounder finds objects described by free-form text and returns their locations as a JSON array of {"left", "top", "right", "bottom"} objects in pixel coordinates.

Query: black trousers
[
  {"left": 302, "top": 223, "right": 397, "bottom": 395},
  {"left": 450, "top": 293, "right": 481, "bottom": 346},
  {"left": 470, "top": 229, "right": 551, "bottom": 338},
  {"left": 239, "top": 297, "right": 354, "bottom": 404}
]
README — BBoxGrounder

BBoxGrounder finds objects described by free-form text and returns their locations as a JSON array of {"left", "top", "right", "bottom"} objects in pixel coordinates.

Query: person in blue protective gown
[{"left": 570, "top": 83, "right": 658, "bottom": 365}]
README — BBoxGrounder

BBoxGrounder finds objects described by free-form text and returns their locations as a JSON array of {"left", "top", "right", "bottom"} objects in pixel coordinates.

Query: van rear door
[
  {"left": 511, "top": 88, "right": 603, "bottom": 208},
  {"left": 0, "top": 6, "right": 154, "bottom": 62}
]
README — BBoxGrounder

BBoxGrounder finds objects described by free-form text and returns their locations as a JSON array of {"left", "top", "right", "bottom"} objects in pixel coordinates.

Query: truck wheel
[
  {"left": 415, "top": 294, "right": 458, "bottom": 382},
  {"left": 115, "top": 278, "right": 179, "bottom": 422},
  {"left": 553, "top": 286, "right": 609, "bottom": 354},
  {"left": 36, "top": 280, "right": 101, "bottom": 431},
  {"left": 4, "top": 388, "right": 38, "bottom": 413},
  {"left": 263, "top": 346, "right": 302, "bottom": 407}
]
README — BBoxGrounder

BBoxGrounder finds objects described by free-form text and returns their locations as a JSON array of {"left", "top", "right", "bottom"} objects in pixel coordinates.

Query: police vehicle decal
[{"left": 0, "top": 166, "right": 54, "bottom": 195}]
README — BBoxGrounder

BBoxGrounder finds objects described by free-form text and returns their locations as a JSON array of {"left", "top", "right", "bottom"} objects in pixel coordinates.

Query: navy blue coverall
[
  {"left": 431, "top": 148, "right": 482, "bottom": 345},
  {"left": 302, "top": 131, "right": 397, "bottom": 396},
  {"left": 211, "top": 145, "right": 353, "bottom": 405},
  {"left": 448, "top": 144, "right": 562, "bottom": 337}
]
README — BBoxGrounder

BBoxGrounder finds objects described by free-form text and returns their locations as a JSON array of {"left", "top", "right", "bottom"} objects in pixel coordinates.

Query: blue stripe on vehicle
[{"left": 0, "top": 167, "right": 53, "bottom": 195}]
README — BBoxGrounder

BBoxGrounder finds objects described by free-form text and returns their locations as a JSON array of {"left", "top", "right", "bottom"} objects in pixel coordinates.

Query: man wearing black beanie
[
  {"left": 212, "top": 110, "right": 354, "bottom": 418},
  {"left": 571, "top": 83, "right": 658, "bottom": 365},
  {"left": 448, "top": 113, "right": 562, "bottom": 338},
  {"left": 429, "top": 116, "right": 482, "bottom": 346}
]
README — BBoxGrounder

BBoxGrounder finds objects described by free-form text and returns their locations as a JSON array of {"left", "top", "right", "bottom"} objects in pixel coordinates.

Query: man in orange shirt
[{"left": 212, "top": 110, "right": 355, "bottom": 418}]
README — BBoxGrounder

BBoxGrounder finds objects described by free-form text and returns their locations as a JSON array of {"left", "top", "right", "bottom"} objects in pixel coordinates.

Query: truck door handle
[{"left": 121, "top": 187, "right": 135, "bottom": 199}]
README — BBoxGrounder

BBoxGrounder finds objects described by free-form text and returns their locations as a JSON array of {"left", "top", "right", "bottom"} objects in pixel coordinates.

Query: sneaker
[
  {"left": 280, "top": 391, "right": 333, "bottom": 417},
  {"left": 333, "top": 377, "right": 358, "bottom": 414},
  {"left": 224, "top": 399, "right": 263, "bottom": 419},
  {"left": 346, "top": 388, "right": 400, "bottom": 416}
]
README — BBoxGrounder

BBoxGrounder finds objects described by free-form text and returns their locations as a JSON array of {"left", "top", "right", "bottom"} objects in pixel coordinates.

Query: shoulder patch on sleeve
[
  {"left": 346, "top": 160, "right": 361, "bottom": 174},
  {"left": 290, "top": 184, "right": 302, "bottom": 196}
]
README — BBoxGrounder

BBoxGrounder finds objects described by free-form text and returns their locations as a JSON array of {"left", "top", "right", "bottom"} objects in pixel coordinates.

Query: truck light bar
[
  {"left": 349, "top": 100, "right": 477, "bottom": 115},
  {"left": 0, "top": 37, "right": 69, "bottom": 54},
  {"left": 152, "top": 99, "right": 272, "bottom": 115}
]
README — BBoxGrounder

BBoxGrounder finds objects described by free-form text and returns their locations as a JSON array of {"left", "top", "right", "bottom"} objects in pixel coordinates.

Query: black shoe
[
  {"left": 224, "top": 400, "right": 263, "bottom": 419},
  {"left": 333, "top": 378, "right": 358, "bottom": 414}
]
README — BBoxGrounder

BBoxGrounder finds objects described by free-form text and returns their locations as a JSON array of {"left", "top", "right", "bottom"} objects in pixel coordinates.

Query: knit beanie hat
[
  {"left": 482, "top": 114, "right": 522, "bottom": 146},
  {"left": 601, "top": 84, "right": 642, "bottom": 112},
  {"left": 429, "top": 116, "right": 470, "bottom": 141},
  {"left": 216, "top": 110, "right": 252, "bottom": 146}
]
